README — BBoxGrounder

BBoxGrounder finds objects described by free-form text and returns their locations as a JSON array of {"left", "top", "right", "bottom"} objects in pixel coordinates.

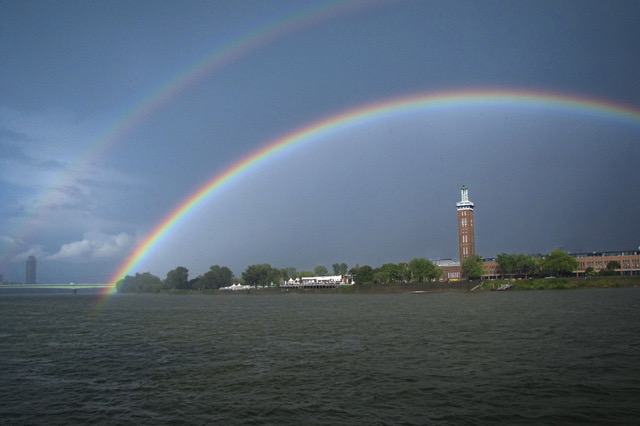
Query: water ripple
[{"left": 1, "top": 290, "right": 639, "bottom": 424}]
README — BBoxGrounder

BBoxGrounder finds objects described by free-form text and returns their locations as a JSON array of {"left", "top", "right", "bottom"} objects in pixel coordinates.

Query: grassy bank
[{"left": 495, "top": 276, "right": 640, "bottom": 291}]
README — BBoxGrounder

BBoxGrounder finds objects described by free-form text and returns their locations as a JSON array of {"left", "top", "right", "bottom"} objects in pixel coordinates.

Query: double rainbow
[{"left": 106, "top": 88, "right": 640, "bottom": 293}]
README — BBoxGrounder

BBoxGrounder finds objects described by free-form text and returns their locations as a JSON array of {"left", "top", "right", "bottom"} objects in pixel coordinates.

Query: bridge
[{"left": 0, "top": 284, "right": 114, "bottom": 293}]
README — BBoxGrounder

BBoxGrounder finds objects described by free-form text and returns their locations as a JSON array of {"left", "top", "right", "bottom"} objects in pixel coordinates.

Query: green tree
[
  {"left": 379, "top": 263, "right": 400, "bottom": 283},
  {"left": 339, "top": 263, "right": 348, "bottom": 275},
  {"left": 348, "top": 264, "right": 359, "bottom": 276},
  {"left": 428, "top": 263, "right": 444, "bottom": 281},
  {"left": 298, "top": 270, "right": 314, "bottom": 278},
  {"left": 314, "top": 265, "right": 329, "bottom": 276},
  {"left": 280, "top": 267, "right": 297, "bottom": 281},
  {"left": 242, "top": 264, "right": 280, "bottom": 287},
  {"left": 115, "top": 275, "right": 130, "bottom": 292},
  {"left": 408, "top": 258, "right": 428, "bottom": 282},
  {"left": 332, "top": 263, "right": 340, "bottom": 275},
  {"left": 353, "top": 265, "right": 373, "bottom": 285},
  {"left": 116, "top": 272, "right": 163, "bottom": 293},
  {"left": 165, "top": 266, "right": 189, "bottom": 290},
  {"left": 200, "top": 265, "right": 234, "bottom": 289},
  {"left": 408, "top": 258, "right": 440, "bottom": 282},
  {"left": 540, "top": 249, "right": 578, "bottom": 277},
  {"left": 187, "top": 277, "right": 201, "bottom": 289},
  {"left": 497, "top": 253, "right": 538, "bottom": 279},
  {"left": 515, "top": 254, "right": 538, "bottom": 278},
  {"left": 397, "top": 262, "right": 410, "bottom": 282},
  {"left": 598, "top": 260, "right": 621, "bottom": 276},
  {"left": 496, "top": 253, "right": 515, "bottom": 279},
  {"left": 462, "top": 254, "right": 485, "bottom": 280},
  {"left": 606, "top": 260, "right": 621, "bottom": 270}
]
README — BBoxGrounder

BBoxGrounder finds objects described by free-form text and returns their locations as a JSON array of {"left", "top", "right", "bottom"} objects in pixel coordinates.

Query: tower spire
[{"left": 460, "top": 184, "right": 469, "bottom": 203}]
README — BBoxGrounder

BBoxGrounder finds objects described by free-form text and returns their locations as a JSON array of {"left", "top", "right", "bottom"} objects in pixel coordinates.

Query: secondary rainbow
[
  {"left": 105, "top": 88, "right": 640, "bottom": 293},
  {"left": 11, "top": 0, "right": 380, "bottom": 251}
]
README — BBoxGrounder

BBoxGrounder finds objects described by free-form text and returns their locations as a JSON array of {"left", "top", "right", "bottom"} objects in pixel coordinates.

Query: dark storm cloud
[
  {"left": 0, "top": 126, "right": 34, "bottom": 143},
  {"left": 0, "top": 127, "right": 35, "bottom": 164},
  {"left": 0, "top": 144, "right": 29, "bottom": 162}
]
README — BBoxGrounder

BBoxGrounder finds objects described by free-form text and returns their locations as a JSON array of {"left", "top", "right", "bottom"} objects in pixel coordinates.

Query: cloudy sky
[{"left": 1, "top": 0, "right": 639, "bottom": 283}]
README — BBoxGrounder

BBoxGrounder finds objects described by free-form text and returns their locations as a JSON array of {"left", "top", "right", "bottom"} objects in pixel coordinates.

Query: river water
[{"left": 1, "top": 289, "right": 639, "bottom": 424}]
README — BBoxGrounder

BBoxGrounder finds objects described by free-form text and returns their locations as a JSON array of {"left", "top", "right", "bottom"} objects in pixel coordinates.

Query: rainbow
[
  {"left": 105, "top": 88, "right": 640, "bottom": 294},
  {"left": 11, "top": 0, "right": 384, "bottom": 251}
]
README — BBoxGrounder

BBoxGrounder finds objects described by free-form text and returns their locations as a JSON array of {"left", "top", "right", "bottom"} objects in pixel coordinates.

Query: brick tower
[{"left": 456, "top": 184, "right": 475, "bottom": 261}]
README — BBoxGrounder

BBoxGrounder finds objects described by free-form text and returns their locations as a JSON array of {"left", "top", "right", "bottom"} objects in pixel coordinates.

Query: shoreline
[
  {"left": 3, "top": 277, "right": 637, "bottom": 296},
  {"left": 179, "top": 276, "right": 640, "bottom": 296}
]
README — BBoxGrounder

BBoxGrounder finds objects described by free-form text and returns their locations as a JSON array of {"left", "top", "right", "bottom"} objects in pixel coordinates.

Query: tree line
[
  {"left": 461, "top": 250, "right": 582, "bottom": 280},
  {"left": 348, "top": 258, "right": 443, "bottom": 285},
  {"left": 114, "top": 258, "right": 445, "bottom": 293},
  {"left": 115, "top": 249, "right": 591, "bottom": 293},
  {"left": 115, "top": 263, "right": 351, "bottom": 293},
  {"left": 494, "top": 250, "right": 579, "bottom": 278},
  {"left": 115, "top": 264, "right": 236, "bottom": 293}
]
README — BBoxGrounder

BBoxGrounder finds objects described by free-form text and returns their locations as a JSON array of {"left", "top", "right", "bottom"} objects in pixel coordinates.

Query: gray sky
[{"left": 1, "top": 0, "right": 639, "bottom": 283}]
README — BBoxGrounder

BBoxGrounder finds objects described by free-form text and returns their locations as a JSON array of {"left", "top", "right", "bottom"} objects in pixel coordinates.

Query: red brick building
[
  {"left": 573, "top": 251, "right": 640, "bottom": 276},
  {"left": 480, "top": 251, "right": 640, "bottom": 279}
]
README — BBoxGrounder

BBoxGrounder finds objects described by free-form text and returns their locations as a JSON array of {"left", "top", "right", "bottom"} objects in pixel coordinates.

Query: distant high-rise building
[
  {"left": 26, "top": 256, "right": 36, "bottom": 284},
  {"left": 456, "top": 184, "right": 475, "bottom": 262}
]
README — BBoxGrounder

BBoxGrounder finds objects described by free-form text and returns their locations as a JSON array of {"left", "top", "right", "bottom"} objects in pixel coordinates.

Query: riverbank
[
  {"left": 495, "top": 276, "right": 640, "bottom": 291},
  {"left": 175, "top": 276, "right": 640, "bottom": 295},
  {"left": 15, "top": 276, "right": 628, "bottom": 296}
]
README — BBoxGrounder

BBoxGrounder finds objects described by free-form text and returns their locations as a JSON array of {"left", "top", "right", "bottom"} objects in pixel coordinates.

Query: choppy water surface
[{"left": 1, "top": 289, "right": 639, "bottom": 424}]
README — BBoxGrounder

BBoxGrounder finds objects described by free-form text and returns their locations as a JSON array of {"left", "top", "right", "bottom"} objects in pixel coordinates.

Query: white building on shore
[{"left": 280, "top": 275, "right": 352, "bottom": 289}]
